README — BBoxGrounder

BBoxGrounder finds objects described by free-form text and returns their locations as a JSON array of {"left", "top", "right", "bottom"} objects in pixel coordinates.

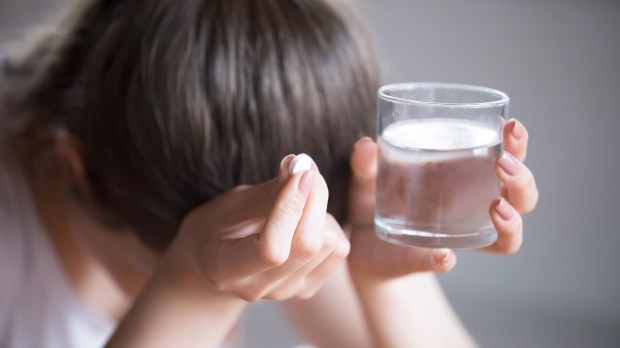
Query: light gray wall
[
  {"left": 0, "top": 0, "right": 69, "bottom": 28},
  {"left": 2, "top": 0, "right": 619, "bottom": 347}
]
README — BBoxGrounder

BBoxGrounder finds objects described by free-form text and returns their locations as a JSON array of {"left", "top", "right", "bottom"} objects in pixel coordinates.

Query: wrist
[
  {"left": 348, "top": 262, "right": 423, "bottom": 290},
  {"left": 346, "top": 229, "right": 403, "bottom": 285},
  {"left": 106, "top": 241, "right": 246, "bottom": 348},
  {"left": 158, "top": 240, "right": 242, "bottom": 306}
]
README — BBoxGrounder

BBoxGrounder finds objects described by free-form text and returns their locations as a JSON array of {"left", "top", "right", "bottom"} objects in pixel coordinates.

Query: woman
[{"left": 0, "top": 0, "right": 538, "bottom": 347}]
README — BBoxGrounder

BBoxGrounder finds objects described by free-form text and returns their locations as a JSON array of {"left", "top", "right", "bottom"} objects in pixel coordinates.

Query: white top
[{"left": 0, "top": 149, "right": 115, "bottom": 348}]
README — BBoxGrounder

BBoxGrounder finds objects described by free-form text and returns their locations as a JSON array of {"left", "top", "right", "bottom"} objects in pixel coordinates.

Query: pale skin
[{"left": 34, "top": 118, "right": 538, "bottom": 348}]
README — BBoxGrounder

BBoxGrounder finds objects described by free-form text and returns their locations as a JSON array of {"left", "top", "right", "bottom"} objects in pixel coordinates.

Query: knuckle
[
  {"left": 322, "top": 228, "right": 338, "bottom": 250},
  {"left": 510, "top": 168, "right": 538, "bottom": 213},
  {"left": 278, "top": 197, "right": 305, "bottom": 216},
  {"left": 294, "top": 281, "right": 316, "bottom": 300},
  {"left": 295, "top": 234, "right": 322, "bottom": 257},
  {"left": 259, "top": 244, "right": 288, "bottom": 267},
  {"left": 498, "top": 217, "right": 523, "bottom": 254},
  {"left": 335, "top": 238, "right": 351, "bottom": 258},
  {"left": 515, "top": 214, "right": 524, "bottom": 233},
  {"left": 514, "top": 174, "right": 538, "bottom": 214},
  {"left": 324, "top": 215, "right": 346, "bottom": 253},
  {"left": 501, "top": 223, "right": 516, "bottom": 239},
  {"left": 521, "top": 191, "right": 539, "bottom": 214},
  {"left": 324, "top": 213, "right": 339, "bottom": 227},
  {"left": 210, "top": 278, "right": 227, "bottom": 292},
  {"left": 239, "top": 289, "right": 263, "bottom": 303},
  {"left": 295, "top": 290, "right": 316, "bottom": 300},
  {"left": 525, "top": 177, "right": 539, "bottom": 212},
  {"left": 504, "top": 215, "right": 522, "bottom": 238},
  {"left": 500, "top": 240, "right": 522, "bottom": 255},
  {"left": 523, "top": 168, "right": 536, "bottom": 189}
]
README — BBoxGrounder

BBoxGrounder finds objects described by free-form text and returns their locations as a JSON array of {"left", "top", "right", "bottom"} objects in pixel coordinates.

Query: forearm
[
  {"left": 105, "top": 259, "right": 245, "bottom": 348},
  {"left": 282, "top": 265, "right": 373, "bottom": 348},
  {"left": 351, "top": 272, "right": 476, "bottom": 348}
]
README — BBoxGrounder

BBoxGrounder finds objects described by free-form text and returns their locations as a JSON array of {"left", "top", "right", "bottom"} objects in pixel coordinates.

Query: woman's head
[{"left": 2, "top": 0, "right": 379, "bottom": 251}]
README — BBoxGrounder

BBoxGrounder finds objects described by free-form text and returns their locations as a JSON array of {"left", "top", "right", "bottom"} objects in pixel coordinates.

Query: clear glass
[{"left": 375, "top": 83, "right": 509, "bottom": 249}]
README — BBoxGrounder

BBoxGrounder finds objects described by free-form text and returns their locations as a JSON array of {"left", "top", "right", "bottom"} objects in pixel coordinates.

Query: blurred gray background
[{"left": 2, "top": 0, "right": 619, "bottom": 347}]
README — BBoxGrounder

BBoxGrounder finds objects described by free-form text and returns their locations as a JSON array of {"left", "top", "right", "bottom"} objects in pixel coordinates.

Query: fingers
[
  {"left": 399, "top": 247, "right": 458, "bottom": 275},
  {"left": 490, "top": 121, "right": 533, "bottom": 254},
  {"left": 202, "top": 156, "right": 315, "bottom": 283},
  {"left": 258, "top": 169, "right": 315, "bottom": 265},
  {"left": 503, "top": 118, "right": 529, "bottom": 162},
  {"left": 290, "top": 164, "right": 329, "bottom": 258},
  {"left": 192, "top": 154, "right": 348, "bottom": 302},
  {"left": 496, "top": 152, "right": 539, "bottom": 213},
  {"left": 266, "top": 216, "right": 345, "bottom": 300},
  {"left": 351, "top": 137, "right": 378, "bottom": 180},
  {"left": 348, "top": 137, "right": 378, "bottom": 228},
  {"left": 205, "top": 232, "right": 274, "bottom": 283},
  {"left": 480, "top": 198, "right": 523, "bottom": 254},
  {"left": 291, "top": 228, "right": 350, "bottom": 299},
  {"left": 219, "top": 155, "right": 341, "bottom": 298},
  {"left": 348, "top": 225, "right": 459, "bottom": 280},
  {"left": 255, "top": 172, "right": 331, "bottom": 287},
  {"left": 430, "top": 249, "right": 458, "bottom": 273}
]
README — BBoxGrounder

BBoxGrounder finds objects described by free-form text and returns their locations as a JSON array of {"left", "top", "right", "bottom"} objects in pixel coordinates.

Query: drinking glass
[{"left": 375, "top": 83, "right": 509, "bottom": 249}]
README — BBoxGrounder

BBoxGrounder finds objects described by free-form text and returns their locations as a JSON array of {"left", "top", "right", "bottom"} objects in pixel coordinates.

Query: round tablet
[{"left": 289, "top": 154, "right": 313, "bottom": 175}]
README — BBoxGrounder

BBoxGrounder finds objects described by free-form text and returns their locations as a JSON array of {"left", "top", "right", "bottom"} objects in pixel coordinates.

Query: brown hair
[{"left": 1, "top": 0, "right": 379, "bottom": 250}]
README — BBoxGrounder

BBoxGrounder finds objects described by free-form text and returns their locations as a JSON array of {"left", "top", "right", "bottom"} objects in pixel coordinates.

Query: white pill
[{"left": 289, "top": 153, "right": 313, "bottom": 175}]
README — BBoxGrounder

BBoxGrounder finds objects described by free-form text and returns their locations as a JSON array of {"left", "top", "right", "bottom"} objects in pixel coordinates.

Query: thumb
[{"left": 348, "top": 137, "right": 378, "bottom": 228}]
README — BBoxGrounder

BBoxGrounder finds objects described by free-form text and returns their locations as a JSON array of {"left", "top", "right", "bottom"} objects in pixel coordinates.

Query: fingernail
[
  {"left": 512, "top": 120, "right": 525, "bottom": 140},
  {"left": 434, "top": 248, "right": 451, "bottom": 265},
  {"left": 280, "top": 154, "right": 295, "bottom": 170},
  {"left": 278, "top": 155, "right": 296, "bottom": 183},
  {"left": 354, "top": 137, "right": 374, "bottom": 151},
  {"left": 297, "top": 169, "right": 315, "bottom": 193},
  {"left": 494, "top": 198, "right": 513, "bottom": 221},
  {"left": 498, "top": 153, "right": 520, "bottom": 176}
]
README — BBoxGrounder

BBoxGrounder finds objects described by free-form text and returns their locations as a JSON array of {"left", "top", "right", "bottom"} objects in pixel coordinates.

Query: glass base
[{"left": 375, "top": 220, "right": 497, "bottom": 249}]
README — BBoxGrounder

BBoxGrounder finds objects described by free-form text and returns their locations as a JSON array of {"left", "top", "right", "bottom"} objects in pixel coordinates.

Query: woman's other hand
[{"left": 347, "top": 119, "right": 539, "bottom": 280}]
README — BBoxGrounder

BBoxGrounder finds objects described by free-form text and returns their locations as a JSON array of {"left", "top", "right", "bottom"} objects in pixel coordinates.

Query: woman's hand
[
  {"left": 169, "top": 155, "right": 350, "bottom": 301},
  {"left": 481, "top": 119, "right": 538, "bottom": 254},
  {"left": 107, "top": 156, "right": 349, "bottom": 348},
  {"left": 347, "top": 119, "right": 539, "bottom": 280}
]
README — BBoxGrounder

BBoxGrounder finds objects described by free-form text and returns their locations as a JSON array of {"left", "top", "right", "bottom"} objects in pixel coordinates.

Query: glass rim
[{"left": 378, "top": 82, "right": 509, "bottom": 108}]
